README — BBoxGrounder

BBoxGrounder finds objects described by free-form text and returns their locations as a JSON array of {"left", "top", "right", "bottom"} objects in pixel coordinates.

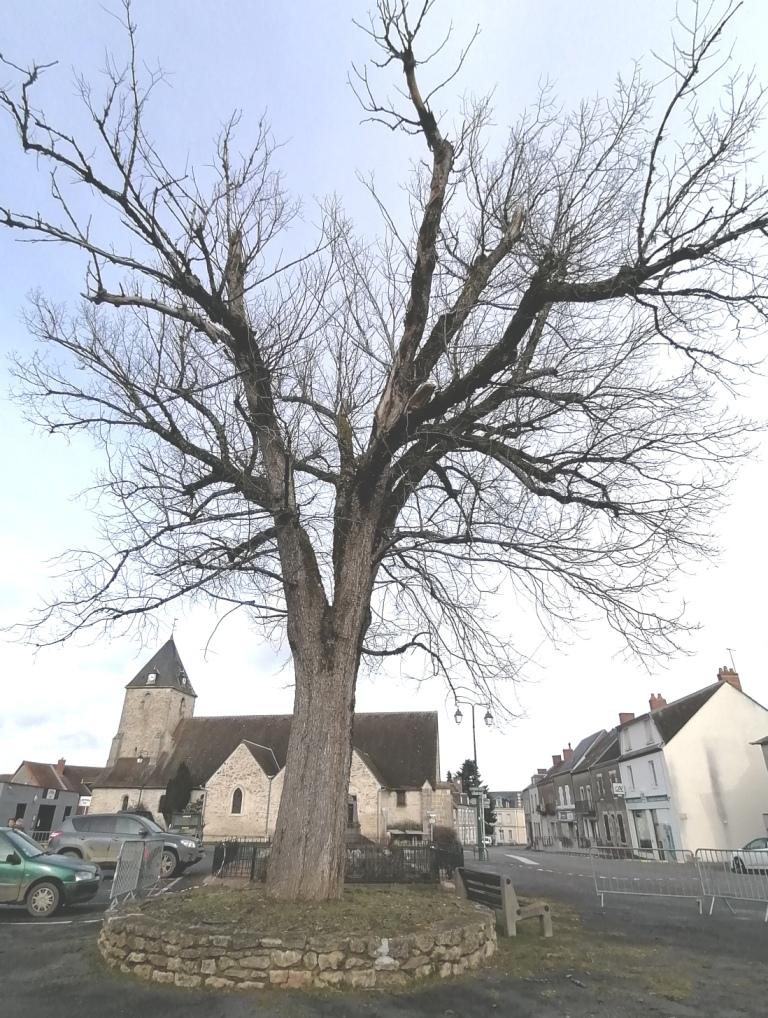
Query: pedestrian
[
  {"left": 14, "top": 818, "right": 24, "bottom": 832},
  {"left": 6, "top": 818, "right": 16, "bottom": 829}
]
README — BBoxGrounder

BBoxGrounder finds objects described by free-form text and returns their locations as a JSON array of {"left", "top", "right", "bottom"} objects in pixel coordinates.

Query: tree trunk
[
  {"left": 265, "top": 633, "right": 360, "bottom": 900},
  {"left": 265, "top": 480, "right": 383, "bottom": 901}
]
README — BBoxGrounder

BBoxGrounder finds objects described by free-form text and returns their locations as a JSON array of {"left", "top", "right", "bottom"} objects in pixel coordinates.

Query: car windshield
[
  {"left": 142, "top": 818, "right": 164, "bottom": 834},
  {"left": 6, "top": 829, "right": 45, "bottom": 857}
]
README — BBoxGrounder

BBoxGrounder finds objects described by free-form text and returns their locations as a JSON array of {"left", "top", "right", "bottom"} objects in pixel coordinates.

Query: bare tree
[{"left": 1, "top": 1, "right": 766, "bottom": 899}]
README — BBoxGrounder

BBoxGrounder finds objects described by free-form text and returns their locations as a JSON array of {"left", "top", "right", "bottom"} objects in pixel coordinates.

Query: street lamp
[
  {"left": 452, "top": 688, "right": 494, "bottom": 860},
  {"left": 135, "top": 750, "right": 150, "bottom": 809}
]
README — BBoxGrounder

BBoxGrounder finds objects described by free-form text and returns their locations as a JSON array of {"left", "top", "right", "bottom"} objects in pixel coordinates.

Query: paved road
[
  {"left": 480, "top": 847, "right": 768, "bottom": 958},
  {"left": 1, "top": 846, "right": 766, "bottom": 1017}
]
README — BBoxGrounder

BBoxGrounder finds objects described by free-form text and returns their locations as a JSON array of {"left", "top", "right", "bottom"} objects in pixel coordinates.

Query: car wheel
[
  {"left": 26, "top": 881, "right": 61, "bottom": 918},
  {"left": 160, "top": 849, "right": 179, "bottom": 878},
  {"left": 733, "top": 857, "right": 746, "bottom": 874},
  {"left": 59, "top": 849, "right": 82, "bottom": 859}
]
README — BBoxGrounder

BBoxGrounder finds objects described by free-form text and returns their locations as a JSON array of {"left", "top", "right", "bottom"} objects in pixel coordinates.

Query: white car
[{"left": 731, "top": 837, "right": 768, "bottom": 874}]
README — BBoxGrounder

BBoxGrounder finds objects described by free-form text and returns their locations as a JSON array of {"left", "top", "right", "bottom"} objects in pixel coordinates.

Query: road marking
[{"left": 505, "top": 854, "right": 540, "bottom": 866}]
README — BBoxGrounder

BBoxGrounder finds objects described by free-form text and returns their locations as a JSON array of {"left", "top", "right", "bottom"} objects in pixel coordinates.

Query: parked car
[
  {"left": 48, "top": 813, "right": 203, "bottom": 878},
  {"left": 731, "top": 837, "right": 768, "bottom": 874},
  {"left": 118, "top": 807, "right": 158, "bottom": 825},
  {"left": 0, "top": 826, "right": 101, "bottom": 917}
]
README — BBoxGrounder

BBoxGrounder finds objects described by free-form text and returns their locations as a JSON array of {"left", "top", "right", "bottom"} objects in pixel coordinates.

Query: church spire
[{"left": 125, "top": 637, "right": 196, "bottom": 696}]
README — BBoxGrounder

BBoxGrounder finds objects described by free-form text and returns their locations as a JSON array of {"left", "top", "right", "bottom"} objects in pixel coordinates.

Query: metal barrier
[
  {"left": 591, "top": 846, "right": 704, "bottom": 913},
  {"left": 212, "top": 839, "right": 464, "bottom": 884},
  {"left": 695, "top": 848, "right": 768, "bottom": 921},
  {"left": 110, "top": 837, "right": 165, "bottom": 906}
]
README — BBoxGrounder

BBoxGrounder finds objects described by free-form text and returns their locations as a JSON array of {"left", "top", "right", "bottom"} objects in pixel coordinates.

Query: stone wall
[
  {"left": 98, "top": 907, "right": 496, "bottom": 991},
  {"left": 89, "top": 786, "right": 167, "bottom": 821},
  {"left": 203, "top": 744, "right": 284, "bottom": 840},
  {"left": 348, "top": 751, "right": 384, "bottom": 840},
  {"left": 203, "top": 747, "right": 380, "bottom": 841},
  {"left": 106, "top": 686, "right": 194, "bottom": 767}
]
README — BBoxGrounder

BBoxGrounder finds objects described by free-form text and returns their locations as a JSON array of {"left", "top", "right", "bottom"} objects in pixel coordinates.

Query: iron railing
[
  {"left": 213, "top": 838, "right": 464, "bottom": 883},
  {"left": 573, "top": 799, "right": 596, "bottom": 816}
]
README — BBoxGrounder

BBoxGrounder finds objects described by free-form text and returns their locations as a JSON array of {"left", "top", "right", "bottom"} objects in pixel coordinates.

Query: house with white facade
[
  {"left": 618, "top": 668, "right": 768, "bottom": 854},
  {"left": 488, "top": 790, "right": 526, "bottom": 845}
]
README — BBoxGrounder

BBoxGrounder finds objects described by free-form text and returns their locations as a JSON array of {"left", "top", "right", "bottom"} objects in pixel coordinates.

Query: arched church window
[
  {"left": 121, "top": 795, "right": 129, "bottom": 811},
  {"left": 231, "top": 788, "right": 243, "bottom": 815}
]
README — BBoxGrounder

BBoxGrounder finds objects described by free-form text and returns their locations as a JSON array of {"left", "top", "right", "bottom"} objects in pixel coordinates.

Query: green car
[{"left": 0, "top": 826, "right": 101, "bottom": 917}]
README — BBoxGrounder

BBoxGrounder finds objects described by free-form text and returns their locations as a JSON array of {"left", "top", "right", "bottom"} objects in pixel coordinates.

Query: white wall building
[
  {"left": 618, "top": 669, "right": 768, "bottom": 854},
  {"left": 488, "top": 790, "right": 526, "bottom": 845}
]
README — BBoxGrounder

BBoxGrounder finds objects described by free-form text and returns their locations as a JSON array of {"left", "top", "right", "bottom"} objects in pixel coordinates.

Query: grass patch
[
  {"left": 135, "top": 884, "right": 483, "bottom": 939},
  {"left": 492, "top": 900, "right": 693, "bottom": 1002}
]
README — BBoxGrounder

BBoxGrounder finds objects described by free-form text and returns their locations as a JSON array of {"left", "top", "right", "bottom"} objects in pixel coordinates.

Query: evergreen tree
[
  {"left": 160, "top": 762, "right": 194, "bottom": 825},
  {"left": 455, "top": 759, "right": 497, "bottom": 834}
]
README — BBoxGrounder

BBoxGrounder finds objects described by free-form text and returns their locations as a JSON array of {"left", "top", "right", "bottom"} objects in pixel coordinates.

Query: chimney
[
  {"left": 649, "top": 693, "right": 667, "bottom": 711},
  {"left": 55, "top": 758, "right": 66, "bottom": 775},
  {"left": 562, "top": 744, "right": 574, "bottom": 762},
  {"left": 552, "top": 754, "right": 562, "bottom": 767},
  {"left": 717, "top": 666, "right": 742, "bottom": 692},
  {"left": 619, "top": 712, "right": 635, "bottom": 726}
]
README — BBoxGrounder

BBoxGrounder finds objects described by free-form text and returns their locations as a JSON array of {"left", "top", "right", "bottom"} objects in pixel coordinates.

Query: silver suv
[{"left": 48, "top": 813, "right": 203, "bottom": 878}]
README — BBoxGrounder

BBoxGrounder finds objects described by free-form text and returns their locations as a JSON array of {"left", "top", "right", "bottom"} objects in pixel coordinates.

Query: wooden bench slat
[{"left": 456, "top": 867, "right": 553, "bottom": 939}]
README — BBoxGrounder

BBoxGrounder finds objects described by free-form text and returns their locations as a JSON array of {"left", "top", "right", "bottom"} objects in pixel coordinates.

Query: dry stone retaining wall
[{"left": 98, "top": 909, "right": 496, "bottom": 991}]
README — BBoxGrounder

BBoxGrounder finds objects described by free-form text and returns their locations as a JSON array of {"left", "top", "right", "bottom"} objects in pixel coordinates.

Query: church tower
[{"left": 106, "top": 638, "right": 197, "bottom": 768}]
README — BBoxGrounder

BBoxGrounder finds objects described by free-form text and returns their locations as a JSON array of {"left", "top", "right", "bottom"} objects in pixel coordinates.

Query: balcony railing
[{"left": 573, "top": 799, "right": 596, "bottom": 816}]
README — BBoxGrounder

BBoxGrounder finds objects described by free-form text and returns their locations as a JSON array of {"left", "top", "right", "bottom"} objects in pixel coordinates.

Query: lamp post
[
  {"left": 453, "top": 689, "right": 494, "bottom": 860},
  {"left": 135, "top": 750, "right": 150, "bottom": 809}
]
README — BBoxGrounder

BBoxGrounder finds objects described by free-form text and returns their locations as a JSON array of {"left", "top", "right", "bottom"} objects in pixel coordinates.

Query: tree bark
[
  {"left": 264, "top": 640, "right": 359, "bottom": 900},
  {"left": 266, "top": 496, "right": 380, "bottom": 901}
]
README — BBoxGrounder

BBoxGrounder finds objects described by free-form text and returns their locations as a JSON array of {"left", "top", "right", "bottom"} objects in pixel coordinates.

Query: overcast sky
[{"left": 1, "top": 2, "right": 767, "bottom": 789}]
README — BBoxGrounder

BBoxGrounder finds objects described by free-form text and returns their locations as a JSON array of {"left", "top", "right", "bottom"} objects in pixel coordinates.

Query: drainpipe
[{"left": 265, "top": 776, "right": 273, "bottom": 838}]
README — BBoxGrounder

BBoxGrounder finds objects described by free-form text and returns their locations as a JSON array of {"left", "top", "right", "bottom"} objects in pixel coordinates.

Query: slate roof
[
  {"left": 61, "top": 765, "right": 103, "bottom": 795},
  {"left": 588, "top": 729, "right": 621, "bottom": 769},
  {"left": 551, "top": 731, "right": 606, "bottom": 777},
  {"left": 125, "top": 637, "right": 196, "bottom": 696},
  {"left": 488, "top": 790, "right": 523, "bottom": 807},
  {"left": 619, "top": 684, "right": 723, "bottom": 745},
  {"left": 571, "top": 729, "right": 617, "bottom": 774},
  {"left": 242, "top": 740, "right": 281, "bottom": 778},
  {"left": 10, "top": 761, "right": 103, "bottom": 795},
  {"left": 93, "top": 711, "right": 439, "bottom": 792}
]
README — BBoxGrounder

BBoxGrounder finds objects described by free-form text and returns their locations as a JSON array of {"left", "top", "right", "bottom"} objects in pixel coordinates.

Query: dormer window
[{"left": 147, "top": 672, "right": 157, "bottom": 685}]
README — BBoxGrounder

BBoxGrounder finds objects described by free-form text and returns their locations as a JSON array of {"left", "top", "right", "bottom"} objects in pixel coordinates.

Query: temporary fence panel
[
  {"left": 110, "top": 839, "right": 145, "bottom": 903},
  {"left": 139, "top": 838, "right": 164, "bottom": 896},
  {"left": 695, "top": 848, "right": 768, "bottom": 921},
  {"left": 591, "top": 846, "right": 704, "bottom": 912},
  {"left": 110, "top": 836, "right": 166, "bottom": 905}
]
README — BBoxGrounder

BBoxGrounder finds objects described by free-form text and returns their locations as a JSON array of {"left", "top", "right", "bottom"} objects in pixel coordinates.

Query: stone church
[{"left": 91, "top": 638, "right": 454, "bottom": 840}]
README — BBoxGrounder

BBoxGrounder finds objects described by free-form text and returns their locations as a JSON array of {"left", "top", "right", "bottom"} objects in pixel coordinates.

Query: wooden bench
[{"left": 455, "top": 867, "right": 553, "bottom": 937}]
